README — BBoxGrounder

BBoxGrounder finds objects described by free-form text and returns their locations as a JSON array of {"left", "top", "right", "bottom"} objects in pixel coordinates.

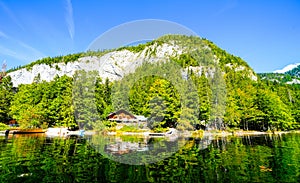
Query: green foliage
[
  {"left": 172, "top": 54, "right": 199, "bottom": 68},
  {"left": 191, "top": 130, "right": 204, "bottom": 138},
  {"left": 0, "top": 76, "right": 14, "bottom": 123},
  {"left": 286, "top": 65, "right": 300, "bottom": 77},
  {"left": 0, "top": 122, "right": 9, "bottom": 130},
  {"left": 113, "top": 61, "right": 198, "bottom": 131},
  {"left": 8, "top": 71, "right": 113, "bottom": 129},
  {"left": 3, "top": 34, "right": 300, "bottom": 131},
  {"left": 8, "top": 53, "right": 83, "bottom": 72},
  {"left": 117, "top": 40, "right": 164, "bottom": 53},
  {"left": 72, "top": 70, "right": 101, "bottom": 130},
  {"left": 255, "top": 87, "right": 295, "bottom": 130},
  {"left": 7, "top": 50, "right": 113, "bottom": 73},
  {"left": 257, "top": 73, "right": 298, "bottom": 84},
  {"left": 152, "top": 126, "right": 169, "bottom": 133},
  {"left": 119, "top": 125, "right": 140, "bottom": 132},
  {"left": 1, "top": 132, "right": 300, "bottom": 182},
  {"left": 95, "top": 77, "right": 113, "bottom": 120},
  {"left": 102, "top": 121, "right": 117, "bottom": 128},
  {"left": 191, "top": 71, "right": 211, "bottom": 123},
  {"left": 10, "top": 75, "right": 76, "bottom": 128},
  {"left": 147, "top": 78, "right": 181, "bottom": 128},
  {"left": 202, "top": 38, "right": 250, "bottom": 69}
]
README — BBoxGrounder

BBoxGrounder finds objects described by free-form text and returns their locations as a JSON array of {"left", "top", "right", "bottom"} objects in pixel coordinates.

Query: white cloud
[{"left": 65, "top": 0, "right": 75, "bottom": 40}]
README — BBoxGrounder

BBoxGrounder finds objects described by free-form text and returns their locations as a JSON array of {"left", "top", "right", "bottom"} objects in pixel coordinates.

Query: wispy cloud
[
  {"left": 0, "top": 1, "right": 24, "bottom": 30},
  {"left": 0, "top": 44, "right": 25, "bottom": 61},
  {"left": 0, "top": 42, "right": 45, "bottom": 63},
  {"left": 214, "top": 0, "right": 238, "bottom": 17},
  {"left": 65, "top": 0, "right": 75, "bottom": 40},
  {"left": 17, "top": 41, "right": 46, "bottom": 58},
  {"left": 0, "top": 30, "right": 8, "bottom": 39},
  {"left": 0, "top": 31, "right": 45, "bottom": 63}
]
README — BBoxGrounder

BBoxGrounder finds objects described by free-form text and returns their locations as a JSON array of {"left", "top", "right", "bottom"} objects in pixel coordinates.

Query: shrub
[
  {"left": 0, "top": 123, "right": 9, "bottom": 131},
  {"left": 119, "top": 125, "right": 140, "bottom": 132},
  {"left": 153, "top": 127, "right": 169, "bottom": 133}
]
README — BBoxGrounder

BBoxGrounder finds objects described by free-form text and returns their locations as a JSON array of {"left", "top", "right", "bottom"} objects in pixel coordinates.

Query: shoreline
[
  {"left": 204, "top": 130, "right": 300, "bottom": 137},
  {"left": 102, "top": 129, "right": 300, "bottom": 137},
  {"left": 2, "top": 129, "right": 299, "bottom": 138}
]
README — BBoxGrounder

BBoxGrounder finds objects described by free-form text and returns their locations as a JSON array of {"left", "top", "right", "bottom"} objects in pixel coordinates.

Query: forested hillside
[
  {"left": 286, "top": 65, "right": 300, "bottom": 77},
  {"left": 1, "top": 35, "right": 299, "bottom": 131},
  {"left": 258, "top": 73, "right": 300, "bottom": 84}
]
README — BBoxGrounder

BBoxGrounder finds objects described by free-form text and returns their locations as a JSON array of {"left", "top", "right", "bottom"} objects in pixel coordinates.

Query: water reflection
[
  {"left": 0, "top": 133, "right": 299, "bottom": 182},
  {"left": 89, "top": 134, "right": 188, "bottom": 165},
  {"left": 104, "top": 137, "right": 149, "bottom": 155},
  {"left": 94, "top": 134, "right": 215, "bottom": 154}
]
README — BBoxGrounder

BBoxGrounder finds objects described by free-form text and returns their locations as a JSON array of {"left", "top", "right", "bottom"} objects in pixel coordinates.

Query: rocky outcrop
[
  {"left": 8, "top": 43, "right": 183, "bottom": 87},
  {"left": 8, "top": 40, "right": 257, "bottom": 87},
  {"left": 225, "top": 63, "right": 257, "bottom": 81}
]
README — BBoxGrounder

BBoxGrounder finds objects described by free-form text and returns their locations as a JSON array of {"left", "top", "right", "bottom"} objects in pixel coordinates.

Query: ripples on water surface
[{"left": 0, "top": 133, "right": 299, "bottom": 182}]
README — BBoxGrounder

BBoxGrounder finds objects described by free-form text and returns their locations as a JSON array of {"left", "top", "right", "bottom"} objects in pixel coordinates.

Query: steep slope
[
  {"left": 4, "top": 34, "right": 300, "bottom": 131},
  {"left": 7, "top": 35, "right": 257, "bottom": 87}
]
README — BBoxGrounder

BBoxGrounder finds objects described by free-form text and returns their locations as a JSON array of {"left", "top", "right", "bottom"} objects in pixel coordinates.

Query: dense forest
[
  {"left": 1, "top": 35, "right": 300, "bottom": 131},
  {"left": 257, "top": 72, "right": 300, "bottom": 84},
  {"left": 286, "top": 65, "right": 300, "bottom": 77}
]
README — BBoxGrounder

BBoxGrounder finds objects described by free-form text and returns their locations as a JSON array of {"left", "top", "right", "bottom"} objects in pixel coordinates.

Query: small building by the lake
[{"left": 107, "top": 109, "right": 147, "bottom": 129}]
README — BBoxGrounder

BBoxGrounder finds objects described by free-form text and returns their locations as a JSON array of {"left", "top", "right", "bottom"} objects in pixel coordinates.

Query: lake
[{"left": 0, "top": 132, "right": 299, "bottom": 182}]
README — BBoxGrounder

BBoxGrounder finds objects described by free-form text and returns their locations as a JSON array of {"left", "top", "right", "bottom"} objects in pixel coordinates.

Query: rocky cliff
[{"left": 7, "top": 35, "right": 257, "bottom": 87}]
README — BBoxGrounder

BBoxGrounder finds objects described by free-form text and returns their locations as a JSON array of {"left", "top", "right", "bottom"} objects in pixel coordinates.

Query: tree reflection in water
[{"left": 0, "top": 133, "right": 299, "bottom": 182}]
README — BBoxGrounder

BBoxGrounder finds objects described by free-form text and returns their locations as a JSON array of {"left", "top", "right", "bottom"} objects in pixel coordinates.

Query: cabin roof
[
  {"left": 107, "top": 109, "right": 147, "bottom": 122},
  {"left": 107, "top": 109, "right": 136, "bottom": 119}
]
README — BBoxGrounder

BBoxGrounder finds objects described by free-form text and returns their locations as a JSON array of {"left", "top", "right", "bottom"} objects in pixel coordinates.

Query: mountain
[
  {"left": 257, "top": 72, "right": 300, "bottom": 84},
  {"left": 3, "top": 34, "right": 300, "bottom": 132},
  {"left": 273, "top": 63, "right": 300, "bottom": 73},
  {"left": 285, "top": 64, "right": 300, "bottom": 78},
  {"left": 7, "top": 35, "right": 257, "bottom": 87},
  {"left": 258, "top": 63, "right": 300, "bottom": 85}
]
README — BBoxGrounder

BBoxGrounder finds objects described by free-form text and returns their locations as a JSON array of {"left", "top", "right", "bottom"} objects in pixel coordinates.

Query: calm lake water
[{"left": 0, "top": 133, "right": 299, "bottom": 183}]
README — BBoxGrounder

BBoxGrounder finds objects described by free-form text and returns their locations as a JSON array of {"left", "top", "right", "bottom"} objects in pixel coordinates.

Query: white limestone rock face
[
  {"left": 286, "top": 79, "right": 300, "bottom": 85},
  {"left": 225, "top": 63, "right": 257, "bottom": 81},
  {"left": 8, "top": 43, "right": 184, "bottom": 87},
  {"left": 7, "top": 42, "right": 257, "bottom": 87}
]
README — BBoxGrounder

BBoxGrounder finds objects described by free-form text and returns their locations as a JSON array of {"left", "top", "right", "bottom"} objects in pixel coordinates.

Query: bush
[
  {"left": 103, "top": 121, "right": 117, "bottom": 128},
  {"left": 191, "top": 130, "right": 204, "bottom": 138},
  {"left": 0, "top": 123, "right": 9, "bottom": 131},
  {"left": 153, "top": 127, "right": 169, "bottom": 133},
  {"left": 119, "top": 125, "right": 140, "bottom": 132}
]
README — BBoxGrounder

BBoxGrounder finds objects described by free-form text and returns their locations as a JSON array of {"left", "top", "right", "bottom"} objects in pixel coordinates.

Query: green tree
[
  {"left": 72, "top": 70, "right": 101, "bottom": 129},
  {"left": 0, "top": 76, "right": 14, "bottom": 123},
  {"left": 10, "top": 82, "right": 46, "bottom": 128},
  {"left": 256, "top": 87, "right": 295, "bottom": 130}
]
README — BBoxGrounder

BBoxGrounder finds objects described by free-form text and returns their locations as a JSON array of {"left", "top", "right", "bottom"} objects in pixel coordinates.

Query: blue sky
[{"left": 0, "top": 0, "right": 299, "bottom": 73}]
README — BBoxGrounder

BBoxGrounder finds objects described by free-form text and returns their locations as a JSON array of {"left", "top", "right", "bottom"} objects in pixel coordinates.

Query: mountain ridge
[
  {"left": 7, "top": 35, "right": 257, "bottom": 87},
  {"left": 258, "top": 62, "right": 300, "bottom": 85},
  {"left": 273, "top": 63, "right": 300, "bottom": 73},
  {"left": 2, "top": 34, "right": 300, "bottom": 132}
]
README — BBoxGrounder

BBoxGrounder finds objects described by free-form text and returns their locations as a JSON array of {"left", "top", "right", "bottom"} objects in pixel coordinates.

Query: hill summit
[{"left": 7, "top": 35, "right": 257, "bottom": 87}]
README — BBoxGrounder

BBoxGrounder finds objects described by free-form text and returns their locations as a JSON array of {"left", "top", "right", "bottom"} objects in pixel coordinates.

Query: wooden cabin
[{"left": 107, "top": 109, "right": 147, "bottom": 128}]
